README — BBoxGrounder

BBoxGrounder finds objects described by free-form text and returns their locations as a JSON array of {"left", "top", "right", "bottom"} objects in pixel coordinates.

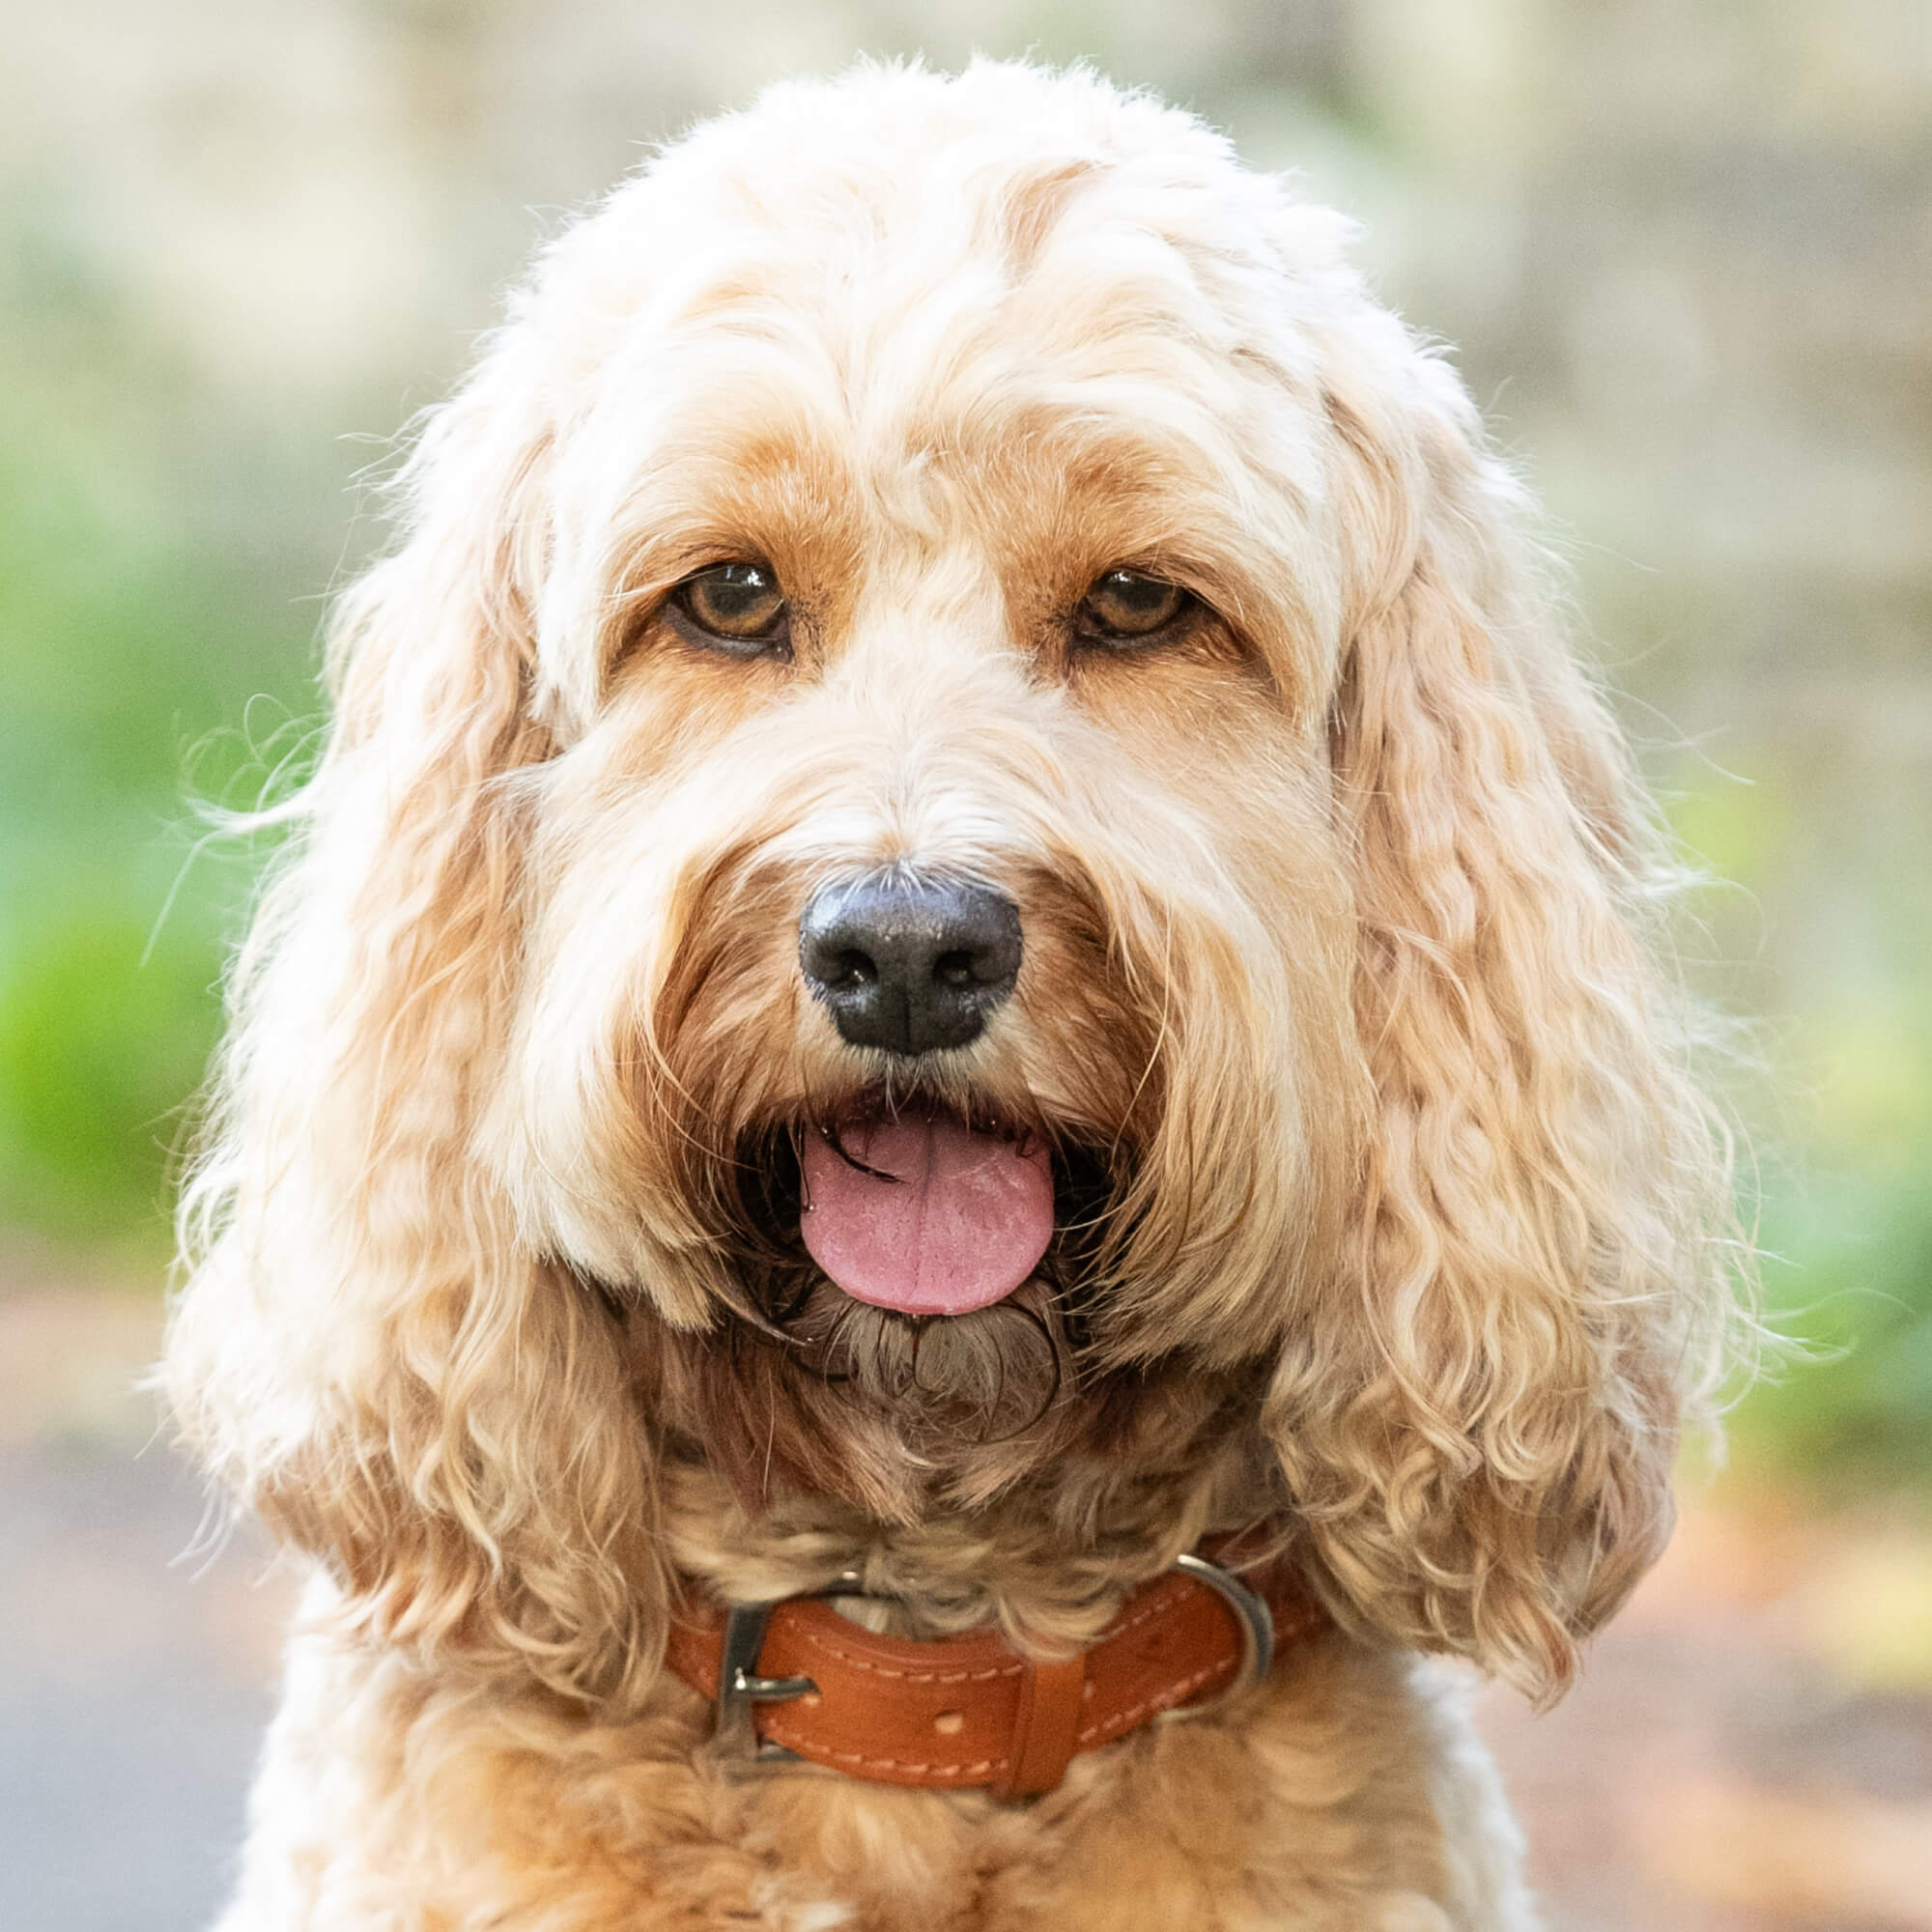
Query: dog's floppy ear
[
  {"left": 166, "top": 338, "right": 667, "bottom": 1711},
  {"left": 1266, "top": 334, "right": 1737, "bottom": 1698}
]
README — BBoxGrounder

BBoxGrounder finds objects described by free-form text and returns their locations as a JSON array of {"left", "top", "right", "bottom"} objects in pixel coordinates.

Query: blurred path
[
  {"left": 5, "top": 1277, "right": 1931, "bottom": 1931},
  {"left": 0, "top": 1276, "right": 295, "bottom": 1932},
  {"left": 1480, "top": 1498, "right": 1932, "bottom": 1930}
]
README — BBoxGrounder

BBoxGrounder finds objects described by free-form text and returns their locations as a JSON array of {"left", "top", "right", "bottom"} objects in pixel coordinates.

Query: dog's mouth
[
  {"left": 720, "top": 1091, "right": 1119, "bottom": 1442},
  {"left": 797, "top": 1098, "right": 1055, "bottom": 1318}
]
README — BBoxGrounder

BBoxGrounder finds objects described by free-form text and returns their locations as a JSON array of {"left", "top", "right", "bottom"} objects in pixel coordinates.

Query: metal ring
[{"left": 1154, "top": 1552, "right": 1276, "bottom": 1724}]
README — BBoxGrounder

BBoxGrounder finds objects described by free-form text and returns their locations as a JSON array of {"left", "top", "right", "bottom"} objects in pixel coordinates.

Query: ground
[{"left": 6, "top": 1275, "right": 1929, "bottom": 1932}]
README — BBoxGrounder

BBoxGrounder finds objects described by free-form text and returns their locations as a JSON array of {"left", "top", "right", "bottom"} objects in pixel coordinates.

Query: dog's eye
[
  {"left": 1075, "top": 569, "right": 1190, "bottom": 644},
  {"left": 670, "top": 562, "right": 790, "bottom": 654}
]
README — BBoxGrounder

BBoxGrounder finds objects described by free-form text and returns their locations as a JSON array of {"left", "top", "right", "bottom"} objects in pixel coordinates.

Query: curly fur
[{"left": 166, "top": 58, "right": 1743, "bottom": 1931}]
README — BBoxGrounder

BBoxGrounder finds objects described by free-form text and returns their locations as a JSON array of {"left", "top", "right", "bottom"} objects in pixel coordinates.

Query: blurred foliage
[
  {"left": 1732, "top": 1009, "right": 1932, "bottom": 1496},
  {"left": 0, "top": 915, "right": 217, "bottom": 1239},
  {"left": 1748, "top": 1173, "right": 1932, "bottom": 1493},
  {"left": 0, "top": 0, "right": 1927, "bottom": 1498},
  {"left": 0, "top": 257, "right": 315, "bottom": 1252},
  {"left": 1656, "top": 749, "right": 1932, "bottom": 1493}
]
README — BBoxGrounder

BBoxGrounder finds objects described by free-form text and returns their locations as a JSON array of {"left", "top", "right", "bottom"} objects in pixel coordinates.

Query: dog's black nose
[{"left": 799, "top": 874, "right": 1022, "bottom": 1056}]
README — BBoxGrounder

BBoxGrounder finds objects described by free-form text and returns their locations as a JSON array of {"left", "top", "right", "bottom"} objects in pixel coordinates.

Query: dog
[{"left": 166, "top": 58, "right": 1740, "bottom": 1930}]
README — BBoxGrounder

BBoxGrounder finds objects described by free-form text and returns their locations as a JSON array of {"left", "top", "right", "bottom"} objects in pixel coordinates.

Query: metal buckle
[
  {"left": 710, "top": 1569, "right": 871, "bottom": 1766},
  {"left": 1154, "top": 1551, "right": 1276, "bottom": 1723}
]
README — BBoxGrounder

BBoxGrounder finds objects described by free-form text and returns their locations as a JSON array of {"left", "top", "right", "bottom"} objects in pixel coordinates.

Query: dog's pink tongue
[{"left": 800, "top": 1109, "right": 1054, "bottom": 1317}]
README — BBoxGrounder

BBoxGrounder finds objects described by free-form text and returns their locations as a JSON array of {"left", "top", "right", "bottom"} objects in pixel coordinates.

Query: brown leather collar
[{"left": 667, "top": 1549, "right": 1328, "bottom": 1800}]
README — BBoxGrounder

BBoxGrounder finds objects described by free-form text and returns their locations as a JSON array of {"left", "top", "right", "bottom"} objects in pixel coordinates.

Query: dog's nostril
[
  {"left": 835, "top": 949, "right": 877, "bottom": 986},
  {"left": 799, "top": 873, "right": 1023, "bottom": 1057}
]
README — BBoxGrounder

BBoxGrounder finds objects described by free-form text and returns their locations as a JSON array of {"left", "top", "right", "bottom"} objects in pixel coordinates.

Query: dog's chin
[{"left": 777, "top": 1276, "right": 1068, "bottom": 1446}]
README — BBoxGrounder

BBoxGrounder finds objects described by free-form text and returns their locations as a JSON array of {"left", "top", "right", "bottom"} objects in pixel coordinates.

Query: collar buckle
[{"left": 711, "top": 1568, "right": 871, "bottom": 1765}]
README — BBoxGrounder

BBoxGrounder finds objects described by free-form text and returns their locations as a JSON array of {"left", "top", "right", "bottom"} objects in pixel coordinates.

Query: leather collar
[{"left": 667, "top": 1547, "right": 1328, "bottom": 1800}]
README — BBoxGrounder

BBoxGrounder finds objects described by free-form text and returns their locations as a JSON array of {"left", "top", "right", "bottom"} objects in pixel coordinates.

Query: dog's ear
[
  {"left": 1265, "top": 337, "right": 1737, "bottom": 1699},
  {"left": 166, "top": 342, "right": 668, "bottom": 1711}
]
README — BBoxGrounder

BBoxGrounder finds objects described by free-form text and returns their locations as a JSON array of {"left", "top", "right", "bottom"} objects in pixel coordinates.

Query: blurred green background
[{"left": 0, "top": 6, "right": 1928, "bottom": 1925}]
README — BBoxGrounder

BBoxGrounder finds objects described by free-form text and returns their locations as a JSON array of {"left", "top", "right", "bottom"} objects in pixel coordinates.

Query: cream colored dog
[{"left": 168, "top": 59, "right": 1738, "bottom": 1930}]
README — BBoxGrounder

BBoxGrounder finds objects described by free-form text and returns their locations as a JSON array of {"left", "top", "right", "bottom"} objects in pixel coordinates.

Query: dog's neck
[{"left": 657, "top": 1431, "right": 1288, "bottom": 1647}]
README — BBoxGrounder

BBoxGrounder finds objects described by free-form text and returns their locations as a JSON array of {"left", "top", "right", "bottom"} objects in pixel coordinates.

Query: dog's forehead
[{"left": 538, "top": 70, "right": 1351, "bottom": 505}]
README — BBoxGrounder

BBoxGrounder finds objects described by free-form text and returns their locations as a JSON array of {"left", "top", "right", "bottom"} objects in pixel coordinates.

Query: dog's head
[{"left": 169, "top": 62, "right": 1737, "bottom": 1712}]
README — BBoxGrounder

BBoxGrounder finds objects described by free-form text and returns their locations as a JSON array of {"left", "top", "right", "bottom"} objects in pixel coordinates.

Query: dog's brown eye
[
  {"left": 671, "top": 561, "right": 790, "bottom": 653},
  {"left": 1076, "top": 569, "right": 1190, "bottom": 643}
]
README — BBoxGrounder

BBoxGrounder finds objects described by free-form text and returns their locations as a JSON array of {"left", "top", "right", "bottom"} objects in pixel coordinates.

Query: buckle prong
[
  {"left": 713, "top": 1600, "right": 818, "bottom": 1762},
  {"left": 712, "top": 1569, "right": 875, "bottom": 1764}
]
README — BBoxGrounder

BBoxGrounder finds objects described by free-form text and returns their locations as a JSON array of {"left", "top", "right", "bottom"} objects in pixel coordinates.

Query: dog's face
[
  {"left": 485, "top": 128, "right": 1370, "bottom": 1497},
  {"left": 171, "top": 63, "right": 1735, "bottom": 1710}
]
